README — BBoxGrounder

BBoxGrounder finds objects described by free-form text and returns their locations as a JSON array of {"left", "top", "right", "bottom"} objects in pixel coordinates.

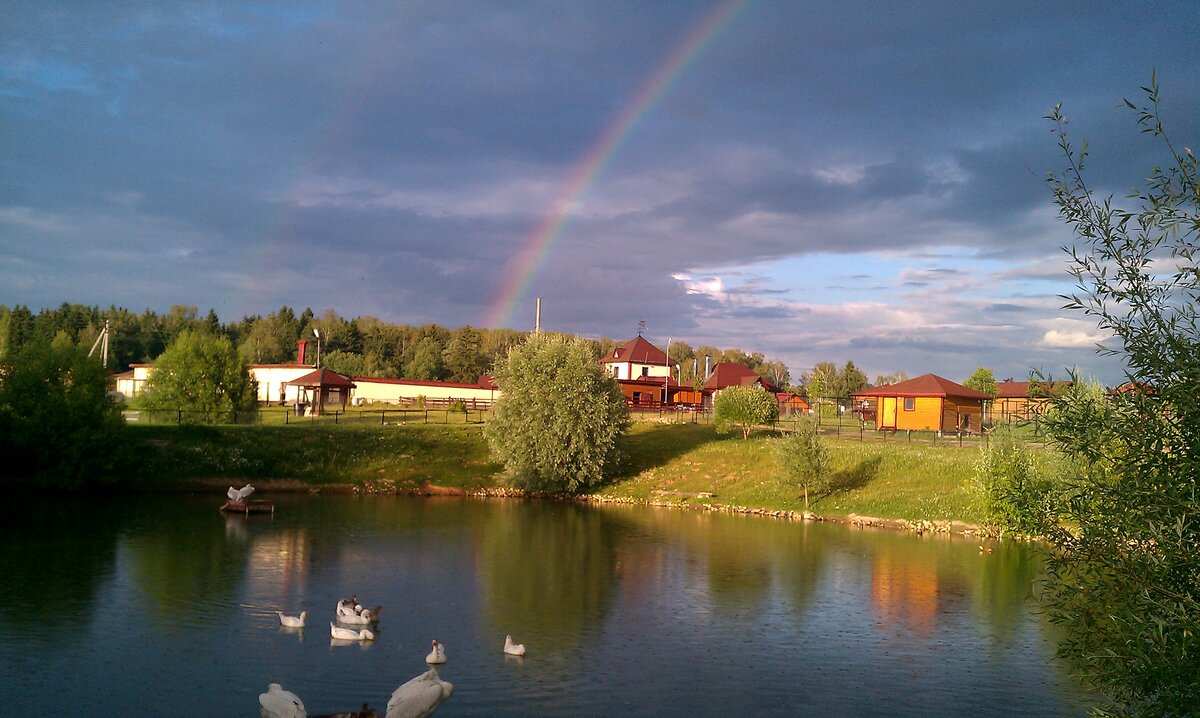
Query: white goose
[
  {"left": 386, "top": 668, "right": 454, "bottom": 718},
  {"left": 503, "top": 634, "right": 526, "bottom": 657},
  {"left": 330, "top": 622, "right": 375, "bottom": 641},
  {"left": 227, "top": 484, "right": 255, "bottom": 502},
  {"left": 259, "top": 682, "right": 306, "bottom": 718},
  {"left": 425, "top": 639, "right": 446, "bottom": 664},
  {"left": 336, "top": 608, "right": 373, "bottom": 625},
  {"left": 277, "top": 611, "right": 307, "bottom": 628}
]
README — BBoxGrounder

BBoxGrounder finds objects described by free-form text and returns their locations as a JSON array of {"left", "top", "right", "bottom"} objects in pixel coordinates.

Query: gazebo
[{"left": 286, "top": 368, "right": 356, "bottom": 415}]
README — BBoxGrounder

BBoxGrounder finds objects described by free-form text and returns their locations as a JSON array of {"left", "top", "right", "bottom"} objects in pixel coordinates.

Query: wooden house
[
  {"left": 991, "top": 380, "right": 1069, "bottom": 422},
  {"left": 852, "top": 374, "right": 988, "bottom": 434}
]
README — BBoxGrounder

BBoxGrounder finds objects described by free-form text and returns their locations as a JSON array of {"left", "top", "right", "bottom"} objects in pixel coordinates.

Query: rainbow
[{"left": 481, "top": 0, "right": 751, "bottom": 329}]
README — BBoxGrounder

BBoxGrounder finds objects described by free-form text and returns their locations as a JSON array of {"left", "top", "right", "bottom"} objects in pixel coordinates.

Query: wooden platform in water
[{"left": 219, "top": 500, "right": 274, "bottom": 514}]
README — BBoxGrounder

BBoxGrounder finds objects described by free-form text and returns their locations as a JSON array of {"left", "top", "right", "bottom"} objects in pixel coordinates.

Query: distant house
[
  {"left": 704, "top": 362, "right": 779, "bottom": 393},
  {"left": 351, "top": 375, "right": 498, "bottom": 407},
  {"left": 775, "top": 391, "right": 811, "bottom": 416},
  {"left": 853, "top": 374, "right": 988, "bottom": 434},
  {"left": 601, "top": 336, "right": 671, "bottom": 381},
  {"left": 991, "top": 380, "right": 1069, "bottom": 421}
]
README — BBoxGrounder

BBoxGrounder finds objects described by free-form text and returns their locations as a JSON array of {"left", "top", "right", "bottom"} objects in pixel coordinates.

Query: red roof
[
  {"left": 995, "top": 381, "right": 1030, "bottom": 398},
  {"left": 852, "top": 373, "right": 988, "bottom": 400},
  {"left": 601, "top": 336, "right": 669, "bottom": 366},
  {"left": 704, "top": 362, "right": 777, "bottom": 392},
  {"left": 286, "top": 368, "right": 356, "bottom": 387}
]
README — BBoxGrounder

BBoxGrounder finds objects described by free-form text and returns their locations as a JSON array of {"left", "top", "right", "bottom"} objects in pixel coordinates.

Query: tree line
[{"left": 1, "top": 303, "right": 883, "bottom": 396}]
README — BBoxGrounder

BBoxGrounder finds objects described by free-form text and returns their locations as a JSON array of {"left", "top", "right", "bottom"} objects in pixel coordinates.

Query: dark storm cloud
[{"left": 2, "top": 0, "right": 1197, "bottom": 383}]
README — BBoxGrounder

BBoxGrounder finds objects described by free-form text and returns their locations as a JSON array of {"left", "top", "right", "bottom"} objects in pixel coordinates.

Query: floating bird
[
  {"left": 386, "top": 668, "right": 453, "bottom": 718},
  {"left": 337, "top": 597, "right": 360, "bottom": 618},
  {"left": 503, "top": 635, "right": 526, "bottom": 657},
  {"left": 331, "top": 622, "right": 375, "bottom": 641},
  {"left": 259, "top": 682, "right": 306, "bottom": 718},
  {"left": 425, "top": 639, "right": 446, "bottom": 664},
  {"left": 227, "top": 484, "right": 255, "bottom": 502},
  {"left": 277, "top": 611, "right": 307, "bottom": 628},
  {"left": 336, "top": 608, "right": 373, "bottom": 626}
]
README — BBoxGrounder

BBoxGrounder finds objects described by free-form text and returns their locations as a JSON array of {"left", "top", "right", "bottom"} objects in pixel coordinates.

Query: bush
[
  {"left": 973, "top": 425, "right": 1057, "bottom": 536},
  {"left": 449, "top": 400, "right": 466, "bottom": 413},
  {"left": 485, "top": 333, "right": 630, "bottom": 492},
  {"left": 0, "top": 334, "right": 126, "bottom": 489},
  {"left": 714, "top": 385, "right": 778, "bottom": 439},
  {"left": 776, "top": 417, "right": 829, "bottom": 512},
  {"left": 140, "top": 330, "right": 258, "bottom": 424}
]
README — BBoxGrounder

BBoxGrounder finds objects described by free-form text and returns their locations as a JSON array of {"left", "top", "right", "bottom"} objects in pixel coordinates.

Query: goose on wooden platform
[{"left": 228, "top": 484, "right": 255, "bottom": 502}]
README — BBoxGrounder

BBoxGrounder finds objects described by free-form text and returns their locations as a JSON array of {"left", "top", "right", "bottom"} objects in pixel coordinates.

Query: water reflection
[
  {"left": 0, "top": 495, "right": 1096, "bottom": 717},
  {"left": 478, "top": 500, "right": 619, "bottom": 649},
  {"left": 0, "top": 498, "right": 122, "bottom": 635}
]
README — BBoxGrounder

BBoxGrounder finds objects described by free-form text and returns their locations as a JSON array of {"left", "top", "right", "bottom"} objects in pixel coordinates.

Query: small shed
[
  {"left": 286, "top": 368, "right": 356, "bottom": 415},
  {"left": 852, "top": 374, "right": 988, "bottom": 434}
]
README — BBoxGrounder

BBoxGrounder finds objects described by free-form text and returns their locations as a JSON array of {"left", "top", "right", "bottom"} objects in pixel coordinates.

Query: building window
[
  {"left": 641, "top": 366, "right": 649, "bottom": 377},
  {"left": 903, "top": 397, "right": 915, "bottom": 411}
]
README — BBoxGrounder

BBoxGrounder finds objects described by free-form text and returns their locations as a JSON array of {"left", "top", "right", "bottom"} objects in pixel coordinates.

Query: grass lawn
[
  {"left": 124, "top": 422, "right": 503, "bottom": 489},
  {"left": 605, "top": 423, "right": 987, "bottom": 523},
  {"left": 121, "top": 421, "right": 993, "bottom": 524}
]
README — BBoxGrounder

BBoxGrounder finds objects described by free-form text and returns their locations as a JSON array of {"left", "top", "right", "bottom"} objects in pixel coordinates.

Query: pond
[{"left": 0, "top": 495, "right": 1094, "bottom": 716}]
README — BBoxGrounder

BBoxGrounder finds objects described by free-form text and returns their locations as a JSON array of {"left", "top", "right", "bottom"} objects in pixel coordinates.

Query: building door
[{"left": 881, "top": 397, "right": 898, "bottom": 429}]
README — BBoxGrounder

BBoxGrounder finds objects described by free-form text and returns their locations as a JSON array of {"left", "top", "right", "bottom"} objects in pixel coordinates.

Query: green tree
[
  {"left": 140, "top": 330, "right": 258, "bottom": 423},
  {"left": 808, "top": 362, "right": 837, "bottom": 398},
  {"left": 964, "top": 366, "right": 999, "bottom": 398},
  {"left": 0, "top": 333, "right": 125, "bottom": 488},
  {"left": 442, "top": 326, "right": 484, "bottom": 382},
  {"left": 834, "top": 360, "right": 869, "bottom": 398},
  {"left": 713, "top": 384, "right": 778, "bottom": 439},
  {"left": 321, "top": 349, "right": 365, "bottom": 377},
  {"left": 776, "top": 418, "right": 829, "bottom": 513},
  {"left": 1042, "top": 77, "right": 1200, "bottom": 716},
  {"left": 485, "top": 333, "right": 631, "bottom": 492},
  {"left": 406, "top": 336, "right": 445, "bottom": 380}
]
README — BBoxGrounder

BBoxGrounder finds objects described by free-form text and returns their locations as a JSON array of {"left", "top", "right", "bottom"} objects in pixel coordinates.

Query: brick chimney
[{"left": 297, "top": 339, "right": 308, "bottom": 365}]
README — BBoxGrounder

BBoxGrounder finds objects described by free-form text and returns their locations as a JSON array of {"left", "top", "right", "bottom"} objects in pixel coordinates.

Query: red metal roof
[
  {"left": 601, "top": 336, "right": 669, "bottom": 366},
  {"left": 852, "top": 373, "right": 988, "bottom": 400},
  {"left": 704, "top": 362, "right": 777, "bottom": 392},
  {"left": 286, "top": 368, "right": 356, "bottom": 387}
]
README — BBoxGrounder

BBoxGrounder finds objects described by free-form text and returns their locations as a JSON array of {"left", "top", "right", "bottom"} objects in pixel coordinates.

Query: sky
[{"left": 3, "top": 1, "right": 1198, "bottom": 386}]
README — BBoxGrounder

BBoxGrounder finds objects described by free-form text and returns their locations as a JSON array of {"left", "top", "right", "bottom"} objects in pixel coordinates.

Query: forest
[{"left": 0, "top": 303, "right": 806, "bottom": 390}]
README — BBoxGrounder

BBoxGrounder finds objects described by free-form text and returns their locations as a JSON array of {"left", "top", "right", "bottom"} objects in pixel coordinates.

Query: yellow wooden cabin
[{"left": 853, "top": 374, "right": 988, "bottom": 434}]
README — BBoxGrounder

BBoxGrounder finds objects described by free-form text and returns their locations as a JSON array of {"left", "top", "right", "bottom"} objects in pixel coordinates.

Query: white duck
[
  {"left": 277, "top": 611, "right": 307, "bottom": 628},
  {"left": 503, "top": 634, "right": 526, "bottom": 657},
  {"left": 386, "top": 668, "right": 454, "bottom": 718},
  {"left": 330, "top": 622, "right": 375, "bottom": 641},
  {"left": 336, "top": 608, "right": 374, "bottom": 625},
  {"left": 337, "top": 597, "right": 361, "bottom": 618},
  {"left": 259, "top": 682, "right": 306, "bottom": 718},
  {"left": 425, "top": 639, "right": 446, "bottom": 664},
  {"left": 227, "top": 484, "right": 255, "bottom": 502}
]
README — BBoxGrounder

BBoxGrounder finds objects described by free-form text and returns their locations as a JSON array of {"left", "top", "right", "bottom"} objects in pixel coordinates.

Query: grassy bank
[
  {"left": 124, "top": 423, "right": 502, "bottom": 490},
  {"left": 609, "top": 423, "right": 985, "bottom": 522},
  {"left": 124, "top": 422, "right": 990, "bottom": 523}
]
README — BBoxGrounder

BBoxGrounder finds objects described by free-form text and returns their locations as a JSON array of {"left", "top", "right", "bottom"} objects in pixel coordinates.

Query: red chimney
[{"left": 297, "top": 340, "right": 307, "bottom": 365}]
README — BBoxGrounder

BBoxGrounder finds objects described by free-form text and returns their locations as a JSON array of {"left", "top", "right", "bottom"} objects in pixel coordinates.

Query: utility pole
[{"left": 88, "top": 319, "right": 110, "bottom": 367}]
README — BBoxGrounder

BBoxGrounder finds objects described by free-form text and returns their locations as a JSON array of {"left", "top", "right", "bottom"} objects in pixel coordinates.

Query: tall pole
[
  {"left": 664, "top": 337, "right": 671, "bottom": 406},
  {"left": 535, "top": 297, "right": 541, "bottom": 334}
]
